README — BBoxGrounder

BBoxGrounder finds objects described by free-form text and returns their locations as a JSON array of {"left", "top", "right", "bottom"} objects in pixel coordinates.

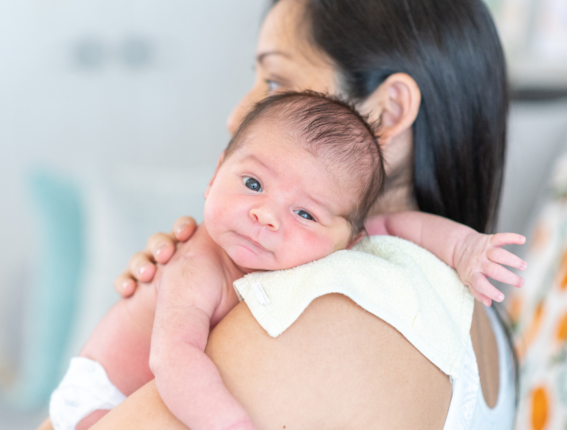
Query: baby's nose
[{"left": 249, "top": 206, "right": 280, "bottom": 231}]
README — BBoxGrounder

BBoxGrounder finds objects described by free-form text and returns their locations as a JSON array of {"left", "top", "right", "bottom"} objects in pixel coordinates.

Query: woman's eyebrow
[{"left": 256, "top": 51, "right": 292, "bottom": 64}]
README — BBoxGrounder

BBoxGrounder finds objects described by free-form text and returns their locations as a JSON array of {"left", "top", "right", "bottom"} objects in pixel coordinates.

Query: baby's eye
[
  {"left": 294, "top": 210, "right": 314, "bottom": 221},
  {"left": 243, "top": 177, "right": 262, "bottom": 192}
]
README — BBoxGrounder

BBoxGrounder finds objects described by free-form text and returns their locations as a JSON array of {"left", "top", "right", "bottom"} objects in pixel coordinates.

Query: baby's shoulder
[{"left": 158, "top": 225, "right": 228, "bottom": 290}]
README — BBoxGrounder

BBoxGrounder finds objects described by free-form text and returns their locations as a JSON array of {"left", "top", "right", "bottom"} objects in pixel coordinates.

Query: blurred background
[{"left": 0, "top": 0, "right": 566, "bottom": 428}]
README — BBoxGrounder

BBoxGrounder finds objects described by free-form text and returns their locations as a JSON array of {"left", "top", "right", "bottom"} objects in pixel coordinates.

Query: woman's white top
[
  {"left": 233, "top": 236, "right": 516, "bottom": 429},
  {"left": 445, "top": 306, "right": 516, "bottom": 430}
]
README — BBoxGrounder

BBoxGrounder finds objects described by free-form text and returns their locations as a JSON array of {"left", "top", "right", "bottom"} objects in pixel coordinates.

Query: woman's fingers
[
  {"left": 490, "top": 233, "right": 526, "bottom": 247},
  {"left": 147, "top": 232, "right": 176, "bottom": 264},
  {"left": 114, "top": 271, "right": 137, "bottom": 297},
  {"left": 113, "top": 217, "right": 196, "bottom": 298},
  {"left": 173, "top": 216, "right": 197, "bottom": 242},
  {"left": 482, "top": 261, "right": 524, "bottom": 287},
  {"left": 128, "top": 251, "right": 157, "bottom": 283},
  {"left": 470, "top": 272, "right": 504, "bottom": 304},
  {"left": 486, "top": 247, "right": 527, "bottom": 271}
]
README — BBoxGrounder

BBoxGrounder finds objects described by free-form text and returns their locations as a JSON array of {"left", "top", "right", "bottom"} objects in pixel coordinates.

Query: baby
[{"left": 49, "top": 92, "right": 525, "bottom": 430}]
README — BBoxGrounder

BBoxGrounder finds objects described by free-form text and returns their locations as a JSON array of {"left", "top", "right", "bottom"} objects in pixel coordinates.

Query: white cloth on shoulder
[
  {"left": 233, "top": 235, "right": 475, "bottom": 379},
  {"left": 50, "top": 357, "right": 126, "bottom": 430}
]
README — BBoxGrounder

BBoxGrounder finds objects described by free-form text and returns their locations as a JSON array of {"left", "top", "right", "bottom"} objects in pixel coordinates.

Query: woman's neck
[{"left": 369, "top": 166, "right": 416, "bottom": 217}]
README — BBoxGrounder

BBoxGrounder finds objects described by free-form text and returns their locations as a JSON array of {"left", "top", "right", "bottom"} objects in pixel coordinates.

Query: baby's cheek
[
  {"left": 203, "top": 200, "right": 226, "bottom": 237},
  {"left": 292, "top": 231, "right": 339, "bottom": 263}
]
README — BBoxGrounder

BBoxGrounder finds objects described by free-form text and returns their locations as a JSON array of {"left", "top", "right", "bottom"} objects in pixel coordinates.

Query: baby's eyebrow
[
  {"left": 303, "top": 193, "right": 344, "bottom": 219},
  {"left": 241, "top": 153, "right": 346, "bottom": 218},
  {"left": 241, "top": 154, "right": 271, "bottom": 171}
]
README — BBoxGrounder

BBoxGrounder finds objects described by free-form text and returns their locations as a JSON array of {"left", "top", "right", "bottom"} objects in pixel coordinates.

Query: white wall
[
  {"left": 0, "top": 0, "right": 266, "bottom": 390},
  {"left": 498, "top": 100, "right": 567, "bottom": 238}
]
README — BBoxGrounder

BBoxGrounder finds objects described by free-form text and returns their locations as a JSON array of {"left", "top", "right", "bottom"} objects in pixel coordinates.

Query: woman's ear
[
  {"left": 204, "top": 151, "right": 226, "bottom": 199},
  {"left": 360, "top": 73, "right": 421, "bottom": 147}
]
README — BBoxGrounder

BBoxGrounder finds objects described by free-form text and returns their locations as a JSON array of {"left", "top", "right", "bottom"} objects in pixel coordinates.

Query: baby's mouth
[{"left": 236, "top": 232, "right": 270, "bottom": 253}]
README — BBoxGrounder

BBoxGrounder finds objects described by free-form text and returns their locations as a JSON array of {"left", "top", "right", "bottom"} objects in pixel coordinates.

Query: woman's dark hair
[{"left": 272, "top": 0, "right": 508, "bottom": 234}]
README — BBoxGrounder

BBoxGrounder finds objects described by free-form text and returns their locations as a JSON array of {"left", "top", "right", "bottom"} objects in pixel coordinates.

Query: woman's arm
[{"left": 91, "top": 295, "right": 452, "bottom": 430}]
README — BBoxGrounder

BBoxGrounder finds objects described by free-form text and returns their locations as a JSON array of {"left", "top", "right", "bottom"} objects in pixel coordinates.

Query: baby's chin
[
  {"left": 226, "top": 245, "right": 279, "bottom": 273},
  {"left": 229, "top": 247, "right": 323, "bottom": 273}
]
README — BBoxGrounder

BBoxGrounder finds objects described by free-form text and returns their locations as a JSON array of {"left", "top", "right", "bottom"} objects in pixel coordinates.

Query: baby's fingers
[
  {"left": 483, "top": 261, "right": 524, "bottom": 288},
  {"left": 490, "top": 233, "right": 526, "bottom": 247},
  {"left": 470, "top": 272, "right": 504, "bottom": 304},
  {"left": 487, "top": 247, "right": 527, "bottom": 271}
]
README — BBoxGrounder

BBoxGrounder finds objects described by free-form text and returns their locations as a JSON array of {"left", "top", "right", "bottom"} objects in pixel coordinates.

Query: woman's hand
[
  {"left": 113, "top": 216, "right": 198, "bottom": 297},
  {"left": 454, "top": 232, "right": 527, "bottom": 307}
]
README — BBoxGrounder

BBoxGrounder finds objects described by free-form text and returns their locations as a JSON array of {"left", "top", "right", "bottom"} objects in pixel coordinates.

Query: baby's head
[{"left": 204, "top": 91, "right": 385, "bottom": 271}]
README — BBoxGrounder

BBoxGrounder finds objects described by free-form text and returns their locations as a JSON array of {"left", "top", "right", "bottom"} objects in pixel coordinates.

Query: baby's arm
[
  {"left": 366, "top": 212, "right": 527, "bottom": 306},
  {"left": 150, "top": 241, "right": 254, "bottom": 430}
]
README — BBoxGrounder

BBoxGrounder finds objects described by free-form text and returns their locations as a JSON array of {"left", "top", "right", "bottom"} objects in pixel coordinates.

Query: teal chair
[{"left": 4, "top": 170, "right": 84, "bottom": 409}]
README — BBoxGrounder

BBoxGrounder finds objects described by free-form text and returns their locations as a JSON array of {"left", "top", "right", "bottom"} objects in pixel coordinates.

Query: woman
[{"left": 39, "top": 0, "right": 513, "bottom": 428}]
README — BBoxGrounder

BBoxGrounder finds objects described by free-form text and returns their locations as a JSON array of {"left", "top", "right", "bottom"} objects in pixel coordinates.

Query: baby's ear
[
  {"left": 204, "top": 151, "right": 226, "bottom": 199},
  {"left": 346, "top": 231, "right": 366, "bottom": 250}
]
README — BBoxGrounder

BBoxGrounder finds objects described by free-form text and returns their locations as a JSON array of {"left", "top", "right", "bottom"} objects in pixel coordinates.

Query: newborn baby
[{"left": 50, "top": 92, "right": 525, "bottom": 430}]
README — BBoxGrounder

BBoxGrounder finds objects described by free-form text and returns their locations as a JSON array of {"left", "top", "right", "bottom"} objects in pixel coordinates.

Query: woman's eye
[
  {"left": 243, "top": 177, "right": 262, "bottom": 192},
  {"left": 266, "top": 79, "right": 281, "bottom": 92},
  {"left": 294, "top": 210, "right": 314, "bottom": 221}
]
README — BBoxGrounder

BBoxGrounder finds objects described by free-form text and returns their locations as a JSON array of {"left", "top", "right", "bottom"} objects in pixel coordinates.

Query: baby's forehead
[{"left": 236, "top": 117, "right": 349, "bottom": 172}]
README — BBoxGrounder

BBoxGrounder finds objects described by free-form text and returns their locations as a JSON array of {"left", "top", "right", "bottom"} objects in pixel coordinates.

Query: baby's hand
[{"left": 453, "top": 232, "right": 527, "bottom": 307}]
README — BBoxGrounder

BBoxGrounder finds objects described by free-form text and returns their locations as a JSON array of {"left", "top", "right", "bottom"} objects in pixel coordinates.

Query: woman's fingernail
[
  {"left": 139, "top": 263, "right": 151, "bottom": 276},
  {"left": 175, "top": 222, "right": 190, "bottom": 236},
  {"left": 155, "top": 243, "right": 168, "bottom": 258},
  {"left": 122, "top": 280, "right": 133, "bottom": 290}
]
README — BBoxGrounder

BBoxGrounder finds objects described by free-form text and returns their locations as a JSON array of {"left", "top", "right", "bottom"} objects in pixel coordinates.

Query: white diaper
[{"left": 50, "top": 357, "right": 126, "bottom": 430}]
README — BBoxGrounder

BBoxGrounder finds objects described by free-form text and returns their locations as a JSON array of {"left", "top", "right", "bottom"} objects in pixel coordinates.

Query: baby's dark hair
[{"left": 225, "top": 91, "right": 385, "bottom": 238}]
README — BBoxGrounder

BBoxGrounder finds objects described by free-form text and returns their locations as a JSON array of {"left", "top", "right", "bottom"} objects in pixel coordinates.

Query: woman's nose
[{"left": 249, "top": 206, "right": 280, "bottom": 231}]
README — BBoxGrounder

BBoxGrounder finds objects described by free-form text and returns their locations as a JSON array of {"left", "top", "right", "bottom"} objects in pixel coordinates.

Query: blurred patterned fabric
[{"left": 509, "top": 153, "right": 567, "bottom": 429}]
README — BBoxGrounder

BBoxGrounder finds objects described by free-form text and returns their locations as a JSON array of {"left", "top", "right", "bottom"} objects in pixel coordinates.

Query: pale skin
[
  {"left": 44, "top": 122, "right": 525, "bottom": 429},
  {"left": 150, "top": 121, "right": 362, "bottom": 430},
  {"left": 37, "top": 0, "right": 523, "bottom": 428}
]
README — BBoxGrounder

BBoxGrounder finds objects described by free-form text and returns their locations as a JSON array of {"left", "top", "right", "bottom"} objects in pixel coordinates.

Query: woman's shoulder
[{"left": 206, "top": 294, "right": 452, "bottom": 429}]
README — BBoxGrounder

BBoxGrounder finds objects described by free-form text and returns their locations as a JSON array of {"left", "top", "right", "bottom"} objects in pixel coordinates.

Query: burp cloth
[{"left": 233, "top": 236, "right": 474, "bottom": 379}]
